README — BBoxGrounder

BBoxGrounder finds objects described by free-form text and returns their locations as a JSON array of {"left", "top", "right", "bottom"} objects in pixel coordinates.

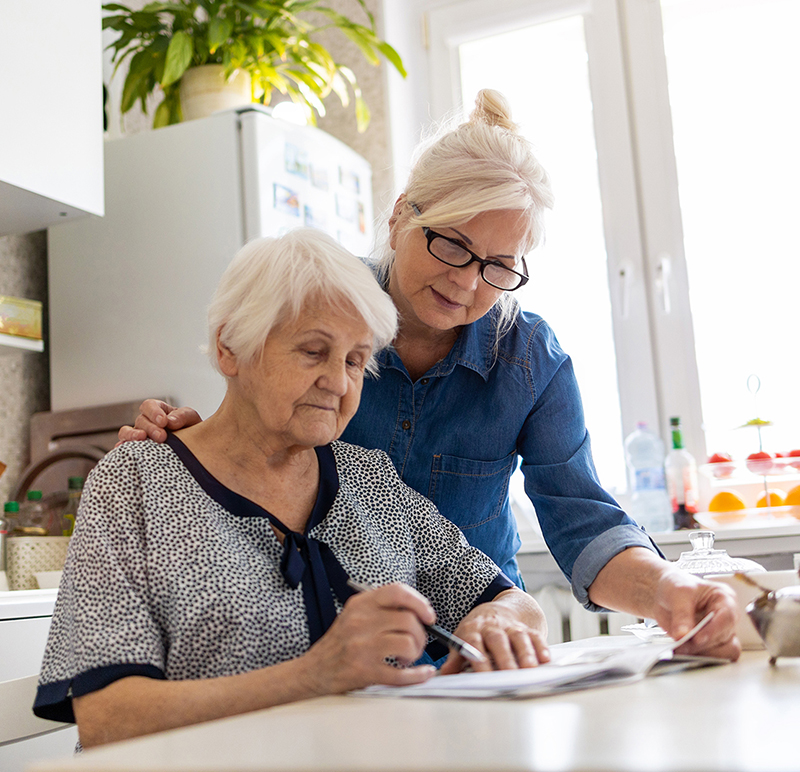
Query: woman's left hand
[{"left": 440, "top": 589, "right": 550, "bottom": 674}]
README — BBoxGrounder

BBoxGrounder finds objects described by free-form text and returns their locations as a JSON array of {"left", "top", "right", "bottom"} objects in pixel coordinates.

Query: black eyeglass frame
[{"left": 410, "top": 204, "right": 529, "bottom": 291}]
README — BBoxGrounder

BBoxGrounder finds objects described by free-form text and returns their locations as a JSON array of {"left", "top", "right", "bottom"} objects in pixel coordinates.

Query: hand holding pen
[{"left": 347, "top": 579, "right": 487, "bottom": 665}]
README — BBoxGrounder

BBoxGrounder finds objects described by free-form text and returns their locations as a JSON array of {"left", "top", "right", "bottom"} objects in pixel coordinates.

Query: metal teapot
[{"left": 744, "top": 577, "right": 800, "bottom": 665}]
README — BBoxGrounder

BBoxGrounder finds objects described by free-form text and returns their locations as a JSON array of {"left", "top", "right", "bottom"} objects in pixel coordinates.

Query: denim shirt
[{"left": 342, "top": 306, "right": 659, "bottom": 609}]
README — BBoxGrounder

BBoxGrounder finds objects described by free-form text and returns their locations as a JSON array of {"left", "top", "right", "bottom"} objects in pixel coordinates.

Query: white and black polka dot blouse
[{"left": 34, "top": 434, "right": 512, "bottom": 723}]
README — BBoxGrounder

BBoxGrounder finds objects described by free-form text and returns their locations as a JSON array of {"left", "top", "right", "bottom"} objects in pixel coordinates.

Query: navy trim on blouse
[
  {"left": 34, "top": 664, "right": 166, "bottom": 724},
  {"left": 166, "top": 433, "right": 350, "bottom": 643}
]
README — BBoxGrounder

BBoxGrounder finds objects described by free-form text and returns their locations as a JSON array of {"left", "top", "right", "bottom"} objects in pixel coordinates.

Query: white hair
[{"left": 207, "top": 229, "right": 398, "bottom": 376}]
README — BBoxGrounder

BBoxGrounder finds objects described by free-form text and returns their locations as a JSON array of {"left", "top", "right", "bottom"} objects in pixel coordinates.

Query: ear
[
  {"left": 388, "top": 194, "right": 407, "bottom": 251},
  {"left": 216, "top": 330, "right": 239, "bottom": 377}
]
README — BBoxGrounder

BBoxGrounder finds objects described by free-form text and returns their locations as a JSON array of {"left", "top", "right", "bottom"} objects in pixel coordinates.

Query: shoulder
[
  {"left": 84, "top": 440, "right": 180, "bottom": 489},
  {"left": 489, "top": 307, "right": 569, "bottom": 373},
  {"left": 330, "top": 440, "right": 395, "bottom": 476}
]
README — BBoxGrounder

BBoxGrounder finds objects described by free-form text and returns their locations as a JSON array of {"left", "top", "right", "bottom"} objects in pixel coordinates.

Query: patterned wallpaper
[{"left": 0, "top": 232, "right": 50, "bottom": 503}]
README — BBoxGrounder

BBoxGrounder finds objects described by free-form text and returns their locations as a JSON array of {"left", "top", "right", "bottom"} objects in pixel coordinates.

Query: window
[{"left": 385, "top": 0, "right": 800, "bottom": 495}]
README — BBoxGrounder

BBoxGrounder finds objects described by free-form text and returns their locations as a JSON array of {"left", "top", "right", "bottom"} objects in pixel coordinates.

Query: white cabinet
[
  {"left": 0, "top": 590, "right": 78, "bottom": 771},
  {"left": 0, "top": 0, "right": 104, "bottom": 236}
]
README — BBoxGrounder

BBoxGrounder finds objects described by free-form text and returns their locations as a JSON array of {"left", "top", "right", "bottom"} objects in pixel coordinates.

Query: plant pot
[{"left": 179, "top": 64, "right": 252, "bottom": 121}]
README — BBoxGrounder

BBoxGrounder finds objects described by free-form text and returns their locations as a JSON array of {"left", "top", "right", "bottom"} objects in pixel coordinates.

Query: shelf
[{"left": 0, "top": 332, "right": 44, "bottom": 354}]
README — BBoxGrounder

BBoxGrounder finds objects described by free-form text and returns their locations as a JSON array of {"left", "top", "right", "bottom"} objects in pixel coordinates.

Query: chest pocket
[{"left": 428, "top": 451, "right": 516, "bottom": 530}]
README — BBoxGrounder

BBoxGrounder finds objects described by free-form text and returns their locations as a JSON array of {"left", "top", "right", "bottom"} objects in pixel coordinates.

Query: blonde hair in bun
[
  {"left": 468, "top": 88, "right": 518, "bottom": 132},
  {"left": 373, "top": 89, "right": 554, "bottom": 338}
]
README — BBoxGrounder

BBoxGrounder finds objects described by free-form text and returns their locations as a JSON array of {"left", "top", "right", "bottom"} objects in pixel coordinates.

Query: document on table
[{"left": 356, "top": 614, "right": 727, "bottom": 700}]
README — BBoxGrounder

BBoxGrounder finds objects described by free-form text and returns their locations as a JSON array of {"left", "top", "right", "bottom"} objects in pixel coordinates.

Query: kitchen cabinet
[
  {"left": 0, "top": 0, "right": 104, "bottom": 236},
  {"left": 0, "top": 590, "right": 78, "bottom": 772}
]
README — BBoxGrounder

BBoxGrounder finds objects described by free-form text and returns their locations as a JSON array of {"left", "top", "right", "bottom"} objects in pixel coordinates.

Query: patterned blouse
[{"left": 35, "top": 434, "right": 513, "bottom": 723}]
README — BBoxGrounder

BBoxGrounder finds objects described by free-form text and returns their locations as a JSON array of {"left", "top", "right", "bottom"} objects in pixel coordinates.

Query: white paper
[{"left": 356, "top": 614, "right": 725, "bottom": 700}]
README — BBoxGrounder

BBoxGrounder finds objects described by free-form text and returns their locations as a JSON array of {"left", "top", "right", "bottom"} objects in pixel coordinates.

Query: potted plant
[{"left": 103, "top": 0, "right": 406, "bottom": 131}]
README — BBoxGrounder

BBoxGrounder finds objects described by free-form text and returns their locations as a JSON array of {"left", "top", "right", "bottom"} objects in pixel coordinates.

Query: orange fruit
[
  {"left": 784, "top": 485, "right": 800, "bottom": 506},
  {"left": 756, "top": 490, "right": 784, "bottom": 508},
  {"left": 708, "top": 490, "right": 747, "bottom": 512}
]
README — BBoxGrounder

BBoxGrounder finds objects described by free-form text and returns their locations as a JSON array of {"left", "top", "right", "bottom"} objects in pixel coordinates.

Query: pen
[{"left": 346, "top": 578, "right": 487, "bottom": 664}]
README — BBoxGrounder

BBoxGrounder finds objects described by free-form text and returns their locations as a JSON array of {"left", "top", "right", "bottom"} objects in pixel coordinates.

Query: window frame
[{"left": 382, "top": 0, "right": 707, "bottom": 460}]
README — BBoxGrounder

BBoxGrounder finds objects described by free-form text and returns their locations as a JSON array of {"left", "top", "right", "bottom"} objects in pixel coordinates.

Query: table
[{"left": 28, "top": 645, "right": 800, "bottom": 772}]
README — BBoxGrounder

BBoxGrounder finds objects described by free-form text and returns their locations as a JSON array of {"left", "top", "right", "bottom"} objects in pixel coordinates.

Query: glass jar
[{"left": 673, "top": 530, "right": 766, "bottom": 576}]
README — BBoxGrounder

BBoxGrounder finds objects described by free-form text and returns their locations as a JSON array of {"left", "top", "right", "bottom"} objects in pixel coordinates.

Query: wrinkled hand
[
  {"left": 301, "top": 583, "right": 437, "bottom": 695},
  {"left": 116, "top": 400, "right": 203, "bottom": 446},
  {"left": 652, "top": 569, "right": 741, "bottom": 661},
  {"left": 440, "top": 600, "right": 550, "bottom": 675}
]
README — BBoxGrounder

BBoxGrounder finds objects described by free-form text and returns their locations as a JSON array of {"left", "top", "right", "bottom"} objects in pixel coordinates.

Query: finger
[
  {"left": 676, "top": 632, "right": 741, "bottom": 662},
  {"left": 480, "top": 627, "right": 517, "bottom": 670},
  {"left": 116, "top": 425, "right": 148, "bottom": 444},
  {"left": 508, "top": 629, "right": 549, "bottom": 668},
  {"left": 378, "top": 628, "right": 429, "bottom": 666},
  {"left": 438, "top": 650, "right": 469, "bottom": 675},
  {"left": 132, "top": 415, "right": 167, "bottom": 442},
  {"left": 340, "top": 599, "right": 429, "bottom": 655},
  {"left": 140, "top": 399, "right": 174, "bottom": 427},
  {"left": 367, "top": 583, "right": 436, "bottom": 626},
  {"left": 661, "top": 592, "right": 698, "bottom": 642},
  {"left": 374, "top": 664, "right": 436, "bottom": 687},
  {"left": 164, "top": 407, "right": 204, "bottom": 430}
]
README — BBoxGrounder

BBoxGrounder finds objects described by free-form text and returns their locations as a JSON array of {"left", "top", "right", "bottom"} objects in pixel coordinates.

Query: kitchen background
[{"left": 0, "top": 0, "right": 392, "bottom": 506}]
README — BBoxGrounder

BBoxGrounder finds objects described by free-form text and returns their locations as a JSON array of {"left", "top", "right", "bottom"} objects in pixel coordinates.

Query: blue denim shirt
[{"left": 342, "top": 306, "right": 659, "bottom": 609}]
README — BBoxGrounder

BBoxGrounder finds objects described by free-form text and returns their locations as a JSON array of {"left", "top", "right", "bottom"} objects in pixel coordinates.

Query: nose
[
  {"left": 317, "top": 358, "right": 349, "bottom": 397},
  {"left": 448, "top": 260, "right": 481, "bottom": 292}
]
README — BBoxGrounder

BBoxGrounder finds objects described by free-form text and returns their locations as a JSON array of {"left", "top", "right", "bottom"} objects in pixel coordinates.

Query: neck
[
  {"left": 175, "top": 394, "right": 320, "bottom": 532},
  {"left": 388, "top": 275, "right": 460, "bottom": 379}
]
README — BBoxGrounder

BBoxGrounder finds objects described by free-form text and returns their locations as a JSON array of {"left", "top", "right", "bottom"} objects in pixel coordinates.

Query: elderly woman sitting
[{"left": 34, "top": 229, "right": 548, "bottom": 748}]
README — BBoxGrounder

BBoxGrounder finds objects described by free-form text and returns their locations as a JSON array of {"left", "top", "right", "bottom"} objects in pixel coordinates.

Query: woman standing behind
[{"left": 124, "top": 90, "right": 740, "bottom": 659}]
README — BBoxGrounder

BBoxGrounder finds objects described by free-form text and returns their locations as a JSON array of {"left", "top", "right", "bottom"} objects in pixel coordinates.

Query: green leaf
[
  {"left": 120, "top": 66, "right": 147, "bottom": 113},
  {"left": 161, "top": 29, "right": 194, "bottom": 87},
  {"left": 355, "top": 93, "right": 370, "bottom": 133},
  {"left": 153, "top": 99, "right": 172, "bottom": 128},
  {"left": 102, "top": 15, "right": 128, "bottom": 31},
  {"left": 329, "top": 71, "right": 349, "bottom": 107},
  {"left": 208, "top": 17, "right": 233, "bottom": 53},
  {"left": 340, "top": 27, "right": 379, "bottom": 65},
  {"left": 377, "top": 41, "right": 406, "bottom": 77}
]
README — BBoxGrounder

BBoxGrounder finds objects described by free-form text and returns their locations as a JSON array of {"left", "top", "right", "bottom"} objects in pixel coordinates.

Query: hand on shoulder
[{"left": 116, "top": 400, "right": 203, "bottom": 446}]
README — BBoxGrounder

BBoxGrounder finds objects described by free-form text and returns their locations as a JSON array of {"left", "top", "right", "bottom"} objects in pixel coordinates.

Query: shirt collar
[{"left": 375, "top": 309, "right": 498, "bottom": 382}]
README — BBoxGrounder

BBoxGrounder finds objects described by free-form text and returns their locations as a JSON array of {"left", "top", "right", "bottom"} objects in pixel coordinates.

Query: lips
[{"left": 430, "top": 287, "right": 463, "bottom": 310}]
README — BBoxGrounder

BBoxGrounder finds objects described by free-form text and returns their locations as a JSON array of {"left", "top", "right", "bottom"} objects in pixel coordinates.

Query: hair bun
[{"left": 469, "top": 89, "right": 518, "bottom": 132}]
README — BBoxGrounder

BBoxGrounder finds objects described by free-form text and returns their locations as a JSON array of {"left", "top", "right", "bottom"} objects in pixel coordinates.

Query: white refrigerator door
[
  {"left": 240, "top": 109, "right": 374, "bottom": 256},
  {"left": 48, "top": 109, "right": 374, "bottom": 420}
]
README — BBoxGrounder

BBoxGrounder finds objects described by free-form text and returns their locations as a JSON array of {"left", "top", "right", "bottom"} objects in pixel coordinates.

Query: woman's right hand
[
  {"left": 302, "top": 583, "right": 437, "bottom": 695},
  {"left": 116, "top": 399, "right": 203, "bottom": 445}
]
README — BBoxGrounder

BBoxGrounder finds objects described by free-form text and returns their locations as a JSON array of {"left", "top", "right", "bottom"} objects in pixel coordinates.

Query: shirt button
[
  {"left": 402, "top": 420, "right": 411, "bottom": 430},
  {"left": 420, "top": 378, "right": 430, "bottom": 385}
]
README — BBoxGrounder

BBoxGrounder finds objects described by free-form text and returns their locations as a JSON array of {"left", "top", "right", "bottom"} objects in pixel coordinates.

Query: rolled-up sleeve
[{"left": 518, "top": 326, "right": 661, "bottom": 609}]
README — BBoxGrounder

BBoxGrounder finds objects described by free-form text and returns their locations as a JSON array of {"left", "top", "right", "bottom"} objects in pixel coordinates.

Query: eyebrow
[
  {"left": 300, "top": 329, "right": 373, "bottom": 350},
  {"left": 445, "top": 228, "right": 517, "bottom": 261}
]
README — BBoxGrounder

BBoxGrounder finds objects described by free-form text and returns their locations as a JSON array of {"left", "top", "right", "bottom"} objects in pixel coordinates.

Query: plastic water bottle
[{"left": 624, "top": 422, "right": 673, "bottom": 533}]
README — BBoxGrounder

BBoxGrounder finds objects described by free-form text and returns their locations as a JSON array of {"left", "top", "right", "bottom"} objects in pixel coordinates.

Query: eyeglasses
[{"left": 410, "top": 204, "right": 529, "bottom": 291}]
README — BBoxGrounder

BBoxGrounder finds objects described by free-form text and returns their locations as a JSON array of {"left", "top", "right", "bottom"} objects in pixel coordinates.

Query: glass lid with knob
[{"left": 673, "top": 530, "right": 766, "bottom": 576}]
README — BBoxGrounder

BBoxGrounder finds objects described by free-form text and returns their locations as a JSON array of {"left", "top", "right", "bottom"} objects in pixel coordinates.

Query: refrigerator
[{"left": 47, "top": 107, "right": 374, "bottom": 419}]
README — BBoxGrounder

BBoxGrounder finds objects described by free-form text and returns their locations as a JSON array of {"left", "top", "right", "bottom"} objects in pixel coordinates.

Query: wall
[{"left": 0, "top": 233, "right": 50, "bottom": 503}]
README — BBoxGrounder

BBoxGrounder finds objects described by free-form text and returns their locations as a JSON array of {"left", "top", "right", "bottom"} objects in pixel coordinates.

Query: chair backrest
[{"left": 0, "top": 674, "right": 72, "bottom": 744}]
